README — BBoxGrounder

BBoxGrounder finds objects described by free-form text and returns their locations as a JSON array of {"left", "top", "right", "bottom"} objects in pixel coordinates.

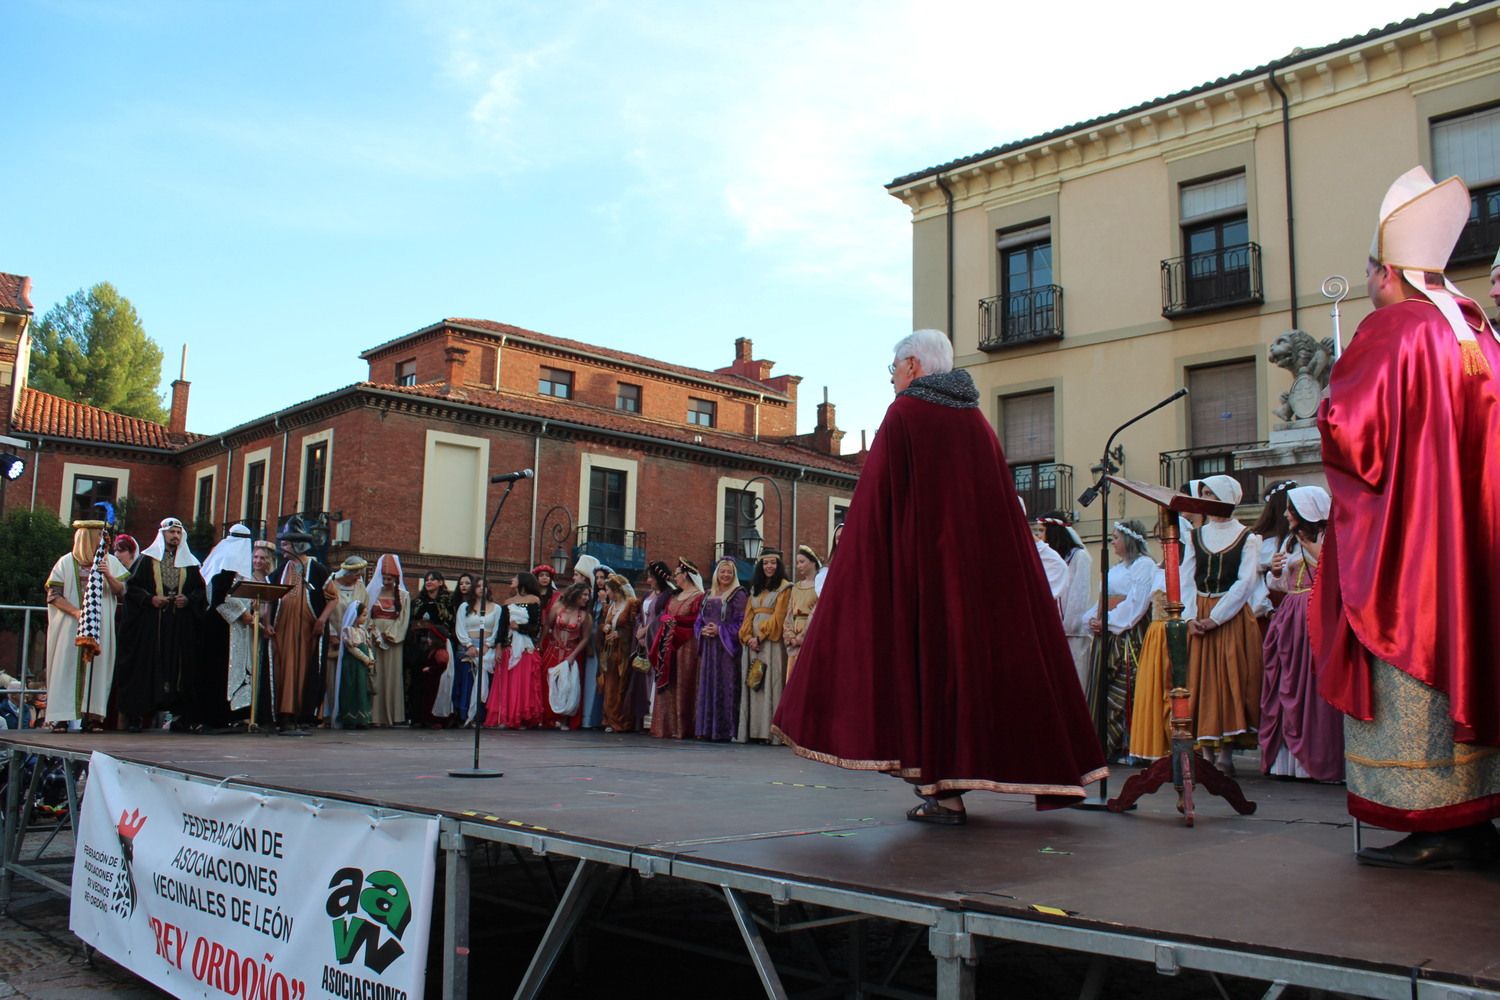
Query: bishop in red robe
[
  {"left": 772, "top": 330, "right": 1107, "bottom": 824},
  {"left": 1312, "top": 167, "right": 1500, "bottom": 868}
]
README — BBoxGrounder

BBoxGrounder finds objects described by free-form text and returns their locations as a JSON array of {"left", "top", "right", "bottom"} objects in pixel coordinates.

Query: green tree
[
  {"left": 29, "top": 283, "right": 167, "bottom": 423},
  {"left": 0, "top": 509, "right": 73, "bottom": 630}
]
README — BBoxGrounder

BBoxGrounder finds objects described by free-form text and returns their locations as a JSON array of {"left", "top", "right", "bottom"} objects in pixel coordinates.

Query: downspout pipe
[
  {"left": 935, "top": 173, "right": 955, "bottom": 340},
  {"left": 1267, "top": 66, "right": 1298, "bottom": 329},
  {"left": 529, "top": 420, "right": 546, "bottom": 565}
]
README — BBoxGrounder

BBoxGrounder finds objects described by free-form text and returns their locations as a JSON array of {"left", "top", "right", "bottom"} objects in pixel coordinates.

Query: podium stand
[
  {"left": 1100, "top": 476, "right": 1257, "bottom": 826},
  {"left": 229, "top": 579, "right": 293, "bottom": 734}
]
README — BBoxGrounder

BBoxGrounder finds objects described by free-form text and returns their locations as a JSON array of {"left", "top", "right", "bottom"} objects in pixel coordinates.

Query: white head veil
[
  {"left": 141, "top": 516, "right": 201, "bottom": 568},
  {"left": 201, "top": 524, "right": 255, "bottom": 604}
]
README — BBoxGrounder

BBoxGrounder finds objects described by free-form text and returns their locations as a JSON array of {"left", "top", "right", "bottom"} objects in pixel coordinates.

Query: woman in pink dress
[{"left": 486, "top": 572, "right": 546, "bottom": 729}]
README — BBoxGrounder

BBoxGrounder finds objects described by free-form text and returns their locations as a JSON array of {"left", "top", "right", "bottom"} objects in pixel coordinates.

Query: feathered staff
[{"left": 75, "top": 501, "right": 116, "bottom": 662}]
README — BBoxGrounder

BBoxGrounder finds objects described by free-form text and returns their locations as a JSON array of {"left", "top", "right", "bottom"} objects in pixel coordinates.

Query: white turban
[
  {"left": 201, "top": 524, "right": 255, "bottom": 604},
  {"left": 1199, "top": 475, "right": 1243, "bottom": 507},
  {"left": 141, "top": 516, "right": 201, "bottom": 568},
  {"left": 1287, "top": 485, "right": 1331, "bottom": 524}
]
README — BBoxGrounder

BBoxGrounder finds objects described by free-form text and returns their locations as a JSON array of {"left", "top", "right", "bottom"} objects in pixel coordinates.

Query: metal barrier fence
[{"left": 0, "top": 605, "right": 47, "bottom": 730}]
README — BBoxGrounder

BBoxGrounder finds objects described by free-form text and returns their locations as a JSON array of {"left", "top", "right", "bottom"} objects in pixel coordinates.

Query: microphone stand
[
  {"left": 450, "top": 477, "right": 524, "bottom": 778},
  {"left": 1076, "top": 388, "right": 1187, "bottom": 807}
]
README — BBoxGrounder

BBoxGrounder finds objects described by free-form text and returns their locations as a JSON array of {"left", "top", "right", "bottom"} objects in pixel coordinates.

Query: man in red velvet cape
[
  {"left": 771, "top": 329, "right": 1107, "bottom": 825},
  {"left": 1312, "top": 167, "right": 1500, "bottom": 868}
]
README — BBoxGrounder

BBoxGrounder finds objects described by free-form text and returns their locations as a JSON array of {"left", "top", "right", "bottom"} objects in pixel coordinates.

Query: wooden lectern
[
  {"left": 1101, "top": 476, "right": 1257, "bottom": 826},
  {"left": 228, "top": 579, "right": 292, "bottom": 734}
]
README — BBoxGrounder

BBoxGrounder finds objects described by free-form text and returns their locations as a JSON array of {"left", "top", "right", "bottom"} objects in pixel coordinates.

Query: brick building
[{"left": 0, "top": 287, "right": 860, "bottom": 584}]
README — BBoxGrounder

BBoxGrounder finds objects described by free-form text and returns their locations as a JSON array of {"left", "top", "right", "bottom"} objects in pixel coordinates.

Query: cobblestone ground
[{"left": 1, "top": 884, "right": 164, "bottom": 998}]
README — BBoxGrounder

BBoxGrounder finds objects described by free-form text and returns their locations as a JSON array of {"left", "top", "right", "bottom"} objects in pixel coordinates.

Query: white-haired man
[
  {"left": 1315, "top": 168, "right": 1500, "bottom": 868},
  {"left": 775, "top": 329, "right": 1105, "bottom": 824}
]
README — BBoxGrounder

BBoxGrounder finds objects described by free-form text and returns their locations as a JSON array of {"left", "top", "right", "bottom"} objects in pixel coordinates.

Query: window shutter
[
  {"left": 1188, "top": 361, "right": 1257, "bottom": 448},
  {"left": 1002, "top": 391, "right": 1054, "bottom": 463},
  {"left": 1433, "top": 105, "right": 1500, "bottom": 187},
  {"left": 1181, "top": 173, "right": 1247, "bottom": 223}
]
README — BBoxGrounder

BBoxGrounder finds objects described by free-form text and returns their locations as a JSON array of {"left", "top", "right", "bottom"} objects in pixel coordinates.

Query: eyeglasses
[{"left": 887, "top": 357, "right": 910, "bottom": 375}]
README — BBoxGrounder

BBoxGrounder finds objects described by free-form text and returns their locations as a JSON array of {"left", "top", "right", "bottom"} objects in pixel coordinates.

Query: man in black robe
[{"left": 118, "top": 517, "right": 205, "bottom": 732}]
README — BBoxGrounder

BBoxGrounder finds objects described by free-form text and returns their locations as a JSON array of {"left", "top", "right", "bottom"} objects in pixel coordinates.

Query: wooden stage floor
[{"left": 4, "top": 727, "right": 1498, "bottom": 996}]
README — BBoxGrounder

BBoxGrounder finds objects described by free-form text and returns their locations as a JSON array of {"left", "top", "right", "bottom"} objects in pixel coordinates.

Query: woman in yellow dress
[{"left": 783, "top": 546, "right": 820, "bottom": 680}]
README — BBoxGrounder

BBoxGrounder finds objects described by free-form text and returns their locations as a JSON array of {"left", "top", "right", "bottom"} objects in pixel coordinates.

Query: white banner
[{"left": 70, "top": 752, "right": 438, "bottom": 1000}]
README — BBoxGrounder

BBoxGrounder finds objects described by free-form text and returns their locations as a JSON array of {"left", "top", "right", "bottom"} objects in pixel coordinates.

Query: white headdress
[
  {"left": 1370, "top": 166, "right": 1496, "bottom": 375},
  {"left": 1287, "top": 485, "right": 1331, "bottom": 524},
  {"left": 201, "top": 524, "right": 255, "bottom": 605},
  {"left": 141, "top": 516, "right": 201, "bottom": 568},
  {"left": 1200, "top": 475, "right": 1243, "bottom": 507}
]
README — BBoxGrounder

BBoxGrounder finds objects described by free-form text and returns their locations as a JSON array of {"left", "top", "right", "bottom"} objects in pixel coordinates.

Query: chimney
[
  {"left": 168, "top": 345, "right": 190, "bottom": 439},
  {"left": 812, "top": 386, "right": 844, "bottom": 455},
  {"left": 444, "top": 346, "right": 470, "bottom": 395},
  {"left": 734, "top": 338, "right": 753, "bottom": 363}
]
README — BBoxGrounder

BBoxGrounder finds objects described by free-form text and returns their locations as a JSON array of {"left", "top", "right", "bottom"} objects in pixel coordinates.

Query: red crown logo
[{"left": 116, "top": 808, "right": 147, "bottom": 841}]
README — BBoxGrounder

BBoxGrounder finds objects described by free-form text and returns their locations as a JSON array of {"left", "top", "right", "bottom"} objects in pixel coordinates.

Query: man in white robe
[{"left": 45, "top": 519, "right": 128, "bottom": 729}]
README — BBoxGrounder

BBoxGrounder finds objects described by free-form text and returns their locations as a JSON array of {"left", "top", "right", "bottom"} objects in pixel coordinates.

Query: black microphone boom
[
  {"left": 1078, "top": 389, "right": 1188, "bottom": 507},
  {"left": 491, "top": 469, "right": 535, "bottom": 483}
]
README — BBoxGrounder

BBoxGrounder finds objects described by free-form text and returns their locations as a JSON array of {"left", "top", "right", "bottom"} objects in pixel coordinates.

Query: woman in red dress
[
  {"left": 540, "top": 582, "right": 593, "bottom": 730},
  {"left": 649, "top": 558, "right": 705, "bottom": 740}
]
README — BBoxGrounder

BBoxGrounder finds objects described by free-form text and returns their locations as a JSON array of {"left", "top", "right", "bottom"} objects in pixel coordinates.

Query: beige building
[{"left": 888, "top": 1, "right": 1499, "bottom": 539}]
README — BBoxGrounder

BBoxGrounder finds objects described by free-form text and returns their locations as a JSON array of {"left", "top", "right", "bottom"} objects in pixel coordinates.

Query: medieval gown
[
  {"left": 600, "top": 597, "right": 640, "bottom": 733},
  {"left": 650, "top": 589, "right": 705, "bottom": 740},
  {"left": 1260, "top": 551, "right": 1343, "bottom": 780},
  {"left": 369, "top": 590, "right": 411, "bottom": 726},
  {"left": 772, "top": 371, "right": 1106, "bottom": 804},
  {"left": 695, "top": 588, "right": 747, "bottom": 742},
  {"left": 736, "top": 581, "right": 790, "bottom": 743},
  {"left": 1187, "top": 521, "right": 1264, "bottom": 749},
  {"left": 489, "top": 599, "right": 544, "bottom": 729}
]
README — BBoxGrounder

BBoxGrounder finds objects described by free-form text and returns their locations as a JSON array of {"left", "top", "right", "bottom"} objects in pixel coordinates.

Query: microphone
[{"left": 490, "top": 469, "right": 534, "bottom": 483}]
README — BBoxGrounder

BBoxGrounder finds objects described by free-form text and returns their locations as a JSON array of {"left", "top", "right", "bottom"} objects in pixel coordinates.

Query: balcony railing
[
  {"left": 575, "top": 524, "right": 648, "bottom": 574},
  {"left": 978, "top": 285, "right": 1064, "bottom": 350},
  {"left": 1158, "top": 443, "right": 1267, "bottom": 507},
  {"left": 1011, "top": 462, "right": 1074, "bottom": 519},
  {"left": 1161, "top": 242, "right": 1263, "bottom": 317},
  {"left": 1451, "top": 183, "right": 1500, "bottom": 265}
]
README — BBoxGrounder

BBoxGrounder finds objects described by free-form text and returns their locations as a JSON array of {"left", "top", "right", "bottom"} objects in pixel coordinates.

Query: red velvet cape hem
[
  {"left": 1347, "top": 790, "right": 1500, "bottom": 833},
  {"left": 772, "top": 726, "right": 1108, "bottom": 809}
]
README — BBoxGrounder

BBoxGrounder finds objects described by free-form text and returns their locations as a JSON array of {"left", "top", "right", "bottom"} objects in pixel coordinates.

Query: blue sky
[{"left": 7, "top": 0, "right": 1431, "bottom": 449}]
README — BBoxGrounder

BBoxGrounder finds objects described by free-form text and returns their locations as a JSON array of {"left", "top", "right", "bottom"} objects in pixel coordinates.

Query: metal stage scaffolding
[{"left": 3, "top": 730, "right": 1498, "bottom": 1000}]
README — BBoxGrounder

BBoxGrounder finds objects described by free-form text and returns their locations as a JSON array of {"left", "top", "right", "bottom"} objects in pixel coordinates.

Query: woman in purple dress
[
  {"left": 1260, "top": 485, "right": 1344, "bottom": 781},
  {"left": 695, "top": 558, "right": 748, "bottom": 742}
]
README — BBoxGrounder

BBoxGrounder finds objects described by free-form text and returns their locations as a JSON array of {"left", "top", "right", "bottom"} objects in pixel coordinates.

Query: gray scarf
[{"left": 897, "top": 369, "right": 979, "bottom": 409}]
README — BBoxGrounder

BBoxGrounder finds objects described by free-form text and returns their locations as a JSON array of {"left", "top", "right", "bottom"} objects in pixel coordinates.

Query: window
[
  {"left": 1187, "top": 360, "right": 1259, "bottom": 501},
  {"left": 616, "top": 382, "right": 641, "bottom": 413},
  {"left": 723, "top": 488, "right": 755, "bottom": 553},
  {"left": 244, "top": 461, "right": 266, "bottom": 525},
  {"left": 539, "top": 367, "right": 573, "bottom": 399},
  {"left": 396, "top": 359, "right": 417, "bottom": 387},
  {"left": 1163, "top": 173, "right": 1261, "bottom": 315},
  {"left": 687, "top": 398, "right": 716, "bottom": 427},
  {"left": 195, "top": 474, "right": 215, "bottom": 525},
  {"left": 302, "top": 440, "right": 328, "bottom": 515},
  {"left": 833, "top": 504, "right": 849, "bottom": 527},
  {"left": 588, "top": 468, "right": 627, "bottom": 545},
  {"left": 1432, "top": 104, "right": 1500, "bottom": 264},
  {"left": 71, "top": 475, "right": 118, "bottom": 523},
  {"left": 1002, "top": 391, "right": 1057, "bottom": 514},
  {"left": 419, "top": 431, "right": 488, "bottom": 557},
  {"left": 982, "top": 223, "right": 1060, "bottom": 348}
]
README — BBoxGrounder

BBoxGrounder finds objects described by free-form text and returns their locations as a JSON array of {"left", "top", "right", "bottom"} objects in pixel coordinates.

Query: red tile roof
[
  {"left": 13, "top": 388, "right": 200, "bottom": 449},
  {"left": 365, "top": 381, "right": 859, "bottom": 477},
  {"left": 361, "top": 318, "right": 792, "bottom": 400},
  {"left": 0, "top": 273, "right": 32, "bottom": 315}
]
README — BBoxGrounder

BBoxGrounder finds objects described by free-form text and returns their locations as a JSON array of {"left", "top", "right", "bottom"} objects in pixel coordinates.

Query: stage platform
[{"left": 3, "top": 728, "right": 1498, "bottom": 999}]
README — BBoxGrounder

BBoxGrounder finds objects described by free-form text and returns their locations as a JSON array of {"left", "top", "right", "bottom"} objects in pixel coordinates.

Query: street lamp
[
  {"left": 736, "top": 476, "right": 783, "bottom": 562},
  {"left": 538, "top": 505, "right": 575, "bottom": 577}
]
